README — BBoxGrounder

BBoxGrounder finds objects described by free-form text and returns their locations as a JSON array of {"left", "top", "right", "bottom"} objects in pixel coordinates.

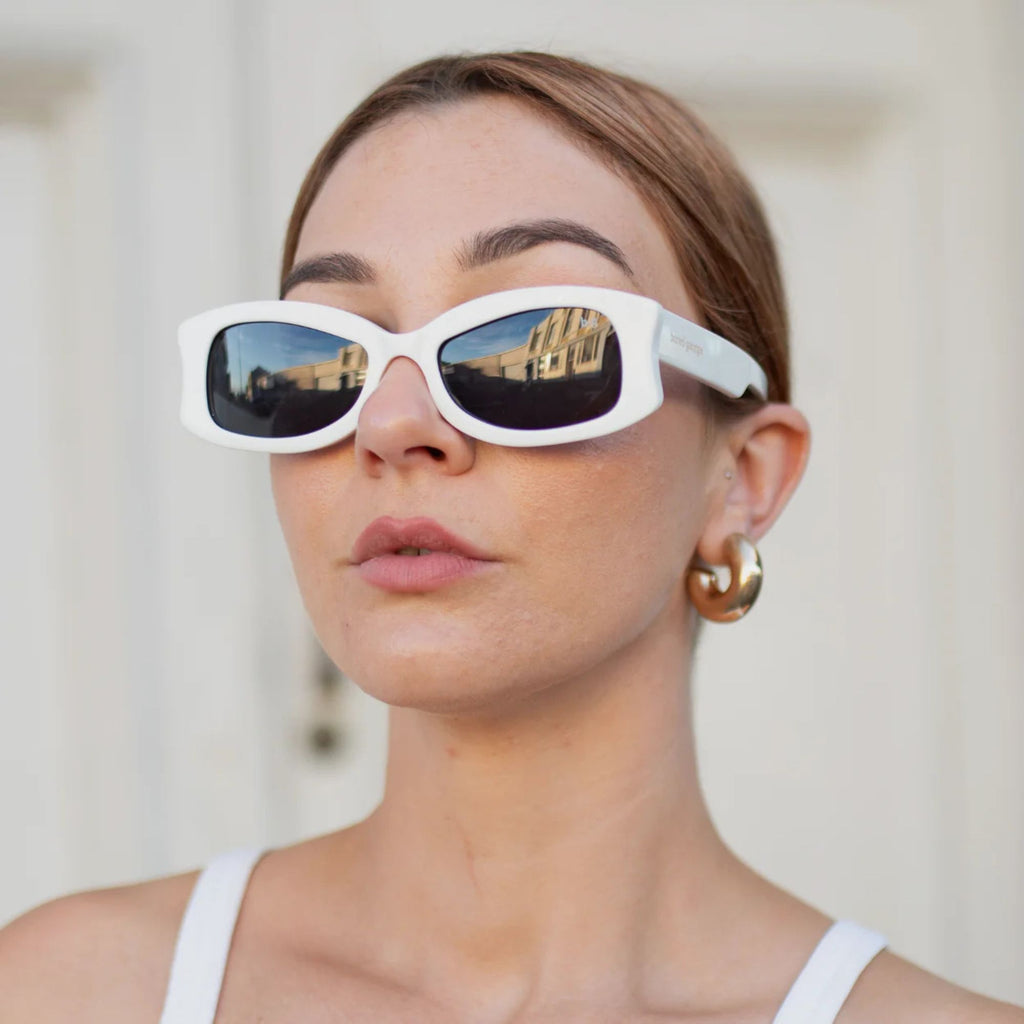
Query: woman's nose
[{"left": 354, "top": 356, "right": 475, "bottom": 476}]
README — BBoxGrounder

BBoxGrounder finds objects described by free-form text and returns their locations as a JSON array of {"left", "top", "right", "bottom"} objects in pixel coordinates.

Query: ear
[{"left": 694, "top": 403, "right": 811, "bottom": 567}]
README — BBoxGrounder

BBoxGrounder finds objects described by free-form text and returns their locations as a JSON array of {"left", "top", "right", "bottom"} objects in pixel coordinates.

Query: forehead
[{"left": 294, "top": 95, "right": 691, "bottom": 309}]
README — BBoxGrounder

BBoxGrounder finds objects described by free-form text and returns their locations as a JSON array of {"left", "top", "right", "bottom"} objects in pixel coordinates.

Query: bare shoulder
[
  {"left": 0, "top": 868, "right": 198, "bottom": 1024},
  {"left": 841, "top": 949, "right": 1024, "bottom": 1023}
]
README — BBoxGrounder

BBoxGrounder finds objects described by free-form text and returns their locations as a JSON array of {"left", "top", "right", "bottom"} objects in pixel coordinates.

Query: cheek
[
  {"left": 269, "top": 453, "right": 343, "bottom": 581},
  {"left": 493, "top": 426, "right": 706, "bottom": 629}
]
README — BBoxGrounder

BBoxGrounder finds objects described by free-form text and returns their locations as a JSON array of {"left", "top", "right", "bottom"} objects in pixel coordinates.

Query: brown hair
[{"left": 280, "top": 51, "right": 790, "bottom": 405}]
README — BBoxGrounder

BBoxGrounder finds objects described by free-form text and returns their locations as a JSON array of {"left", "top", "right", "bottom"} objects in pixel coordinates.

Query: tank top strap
[
  {"left": 159, "top": 846, "right": 266, "bottom": 1024},
  {"left": 770, "top": 920, "right": 888, "bottom": 1024}
]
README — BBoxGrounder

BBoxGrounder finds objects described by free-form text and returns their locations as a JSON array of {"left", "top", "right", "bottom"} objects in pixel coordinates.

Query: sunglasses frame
[{"left": 179, "top": 285, "right": 768, "bottom": 452}]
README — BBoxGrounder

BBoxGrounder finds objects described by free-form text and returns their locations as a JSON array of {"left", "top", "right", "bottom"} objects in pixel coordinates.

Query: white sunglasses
[{"left": 179, "top": 285, "right": 767, "bottom": 451}]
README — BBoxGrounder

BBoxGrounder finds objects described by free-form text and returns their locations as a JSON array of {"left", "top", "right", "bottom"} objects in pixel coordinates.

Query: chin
[
  {"left": 326, "top": 638, "right": 572, "bottom": 718},
  {"left": 346, "top": 661, "right": 533, "bottom": 716}
]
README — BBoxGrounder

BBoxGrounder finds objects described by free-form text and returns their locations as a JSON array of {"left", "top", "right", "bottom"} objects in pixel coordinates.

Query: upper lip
[{"left": 350, "top": 516, "right": 495, "bottom": 564}]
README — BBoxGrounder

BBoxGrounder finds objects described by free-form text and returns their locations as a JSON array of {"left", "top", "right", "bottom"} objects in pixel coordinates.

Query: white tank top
[{"left": 158, "top": 847, "right": 888, "bottom": 1024}]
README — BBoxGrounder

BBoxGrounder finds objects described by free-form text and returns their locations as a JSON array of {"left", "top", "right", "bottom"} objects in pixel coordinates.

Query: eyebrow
[
  {"left": 280, "top": 251, "right": 374, "bottom": 296},
  {"left": 456, "top": 218, "right": 635, "bottom": 278},
  {"left": 280, "top": 217, "right": 635, "bottom": 297}
]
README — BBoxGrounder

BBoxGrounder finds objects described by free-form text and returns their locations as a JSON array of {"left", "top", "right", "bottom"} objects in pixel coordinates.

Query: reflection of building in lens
[
  {"left": 247, "top": 343, "right": 368, "bottom": 398},
  {"left": 451, "top": 307, "right": 612, "bottom": 381}
]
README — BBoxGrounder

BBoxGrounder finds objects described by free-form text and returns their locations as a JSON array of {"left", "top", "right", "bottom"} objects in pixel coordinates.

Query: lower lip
[{"left": 355, "top": 552, "right": 496, "bottom": 592}]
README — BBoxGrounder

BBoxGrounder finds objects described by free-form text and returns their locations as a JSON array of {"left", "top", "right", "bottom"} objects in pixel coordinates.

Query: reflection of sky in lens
[
  {"left": 441, "top": 309, "right": 554, "bottom": 363},
  {"left": 226, "top": 322, "right": 356, "bottom": 383}
]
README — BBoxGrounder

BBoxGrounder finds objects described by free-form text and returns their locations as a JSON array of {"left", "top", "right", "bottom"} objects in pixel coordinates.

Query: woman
[{"left": 1, "top": 52, "right": 1021, "bottom": 1024}]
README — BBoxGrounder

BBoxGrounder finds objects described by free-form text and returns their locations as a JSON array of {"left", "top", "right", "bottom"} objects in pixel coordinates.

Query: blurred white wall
[{"left": 0, "top": 0, "right": 1021, "bottom": 1005}]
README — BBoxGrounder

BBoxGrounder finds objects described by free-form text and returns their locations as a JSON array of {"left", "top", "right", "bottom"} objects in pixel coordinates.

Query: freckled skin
[{"left": 271, "top": 98, "right": 722, "bottom": 716}]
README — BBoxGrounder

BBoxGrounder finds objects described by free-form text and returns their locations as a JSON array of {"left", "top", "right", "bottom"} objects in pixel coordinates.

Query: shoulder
[
  {"left": 0, "top": 868, "right": 198, "bottom": 1024},
  {"left": 840, "top": 949, "right": 1024, "bottom": 1023}
]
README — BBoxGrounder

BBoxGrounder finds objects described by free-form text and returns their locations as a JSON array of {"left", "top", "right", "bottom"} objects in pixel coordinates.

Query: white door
[{"left": 1, "top": 0, "right": 1021, "bottom": 1008}]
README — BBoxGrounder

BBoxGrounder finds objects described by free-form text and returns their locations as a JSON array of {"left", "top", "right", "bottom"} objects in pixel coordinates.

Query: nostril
[{"left": 426, "top": 446, "right": 444, "bottom": 461}]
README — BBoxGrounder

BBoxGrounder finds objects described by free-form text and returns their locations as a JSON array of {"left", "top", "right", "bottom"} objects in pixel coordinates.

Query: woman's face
[{"left": 273, "top": 96, "right": 726, "bottom": 713}]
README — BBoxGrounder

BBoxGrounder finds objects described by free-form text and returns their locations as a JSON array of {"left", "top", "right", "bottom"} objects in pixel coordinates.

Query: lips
[
  {"left": 351, "top": 516, "right": 493, "bottom": 563},
  {"left": 350, "top": 516, "right": 498, "bottom": 592}
]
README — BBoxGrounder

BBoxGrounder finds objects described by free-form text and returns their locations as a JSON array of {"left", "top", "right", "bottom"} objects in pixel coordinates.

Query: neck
[{"left": 351, "top": 616, "right": 751, "bottom": 1013}]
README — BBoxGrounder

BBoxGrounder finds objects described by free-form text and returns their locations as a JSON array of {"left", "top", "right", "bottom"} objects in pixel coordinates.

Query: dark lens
[
  {"left": 438, "top": 307, "right": 621, "bottom": 431},
  {"left": 207, "top": 322, "right": 367, "bottom": 438}
]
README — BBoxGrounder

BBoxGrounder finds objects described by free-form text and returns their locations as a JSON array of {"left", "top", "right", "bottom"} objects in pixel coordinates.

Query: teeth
[{"left": 396, "top": 546, "right": 433, "bottom": 556}]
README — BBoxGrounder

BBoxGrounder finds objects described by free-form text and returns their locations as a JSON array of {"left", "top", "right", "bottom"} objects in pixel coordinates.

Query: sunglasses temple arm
[{"left": 656, "top": 311, "right": 769, "bottom": 400}]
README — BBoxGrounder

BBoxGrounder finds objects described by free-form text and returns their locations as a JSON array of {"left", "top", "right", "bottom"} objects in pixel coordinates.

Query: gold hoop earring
[{"left": 687, "top": 534, "right": 763, "bottom": 623}]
